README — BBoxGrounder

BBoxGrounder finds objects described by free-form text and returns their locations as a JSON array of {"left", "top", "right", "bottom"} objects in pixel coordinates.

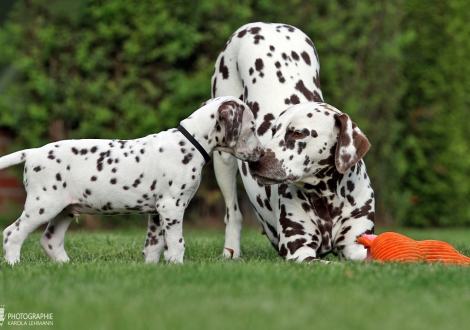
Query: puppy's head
[
  {"left": 213, "top": 98, "right": 262, "bottom": 161},
  {"left": 248, "top": 102, "right": 370, "bottom": 185}
]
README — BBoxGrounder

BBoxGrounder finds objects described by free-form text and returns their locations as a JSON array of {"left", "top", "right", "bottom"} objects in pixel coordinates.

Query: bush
[
  {"left": 1, "top": 0, "right": 469, "bottom": 227},
  {"left": 395, "top": 0, "right": 470, "bottom": 226}
]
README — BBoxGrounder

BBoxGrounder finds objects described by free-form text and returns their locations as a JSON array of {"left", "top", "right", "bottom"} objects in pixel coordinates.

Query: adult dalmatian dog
[
  {"left": 212, "top": 22, "right": 375, "bottom": 261},
  {"left": 1, "top": 97, "right": 261, "bottom": 265},
  {"left": 248, "top": 102, "right": 375, "bottom": 261}
]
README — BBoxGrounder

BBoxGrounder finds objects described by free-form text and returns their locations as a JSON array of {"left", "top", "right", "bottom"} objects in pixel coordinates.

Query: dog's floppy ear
[
  {"left": 334, "top": 113, "right": 370, "bottom": 174},
  {"left": 218, "top": 100, "right": 245, "bottom": 146}
]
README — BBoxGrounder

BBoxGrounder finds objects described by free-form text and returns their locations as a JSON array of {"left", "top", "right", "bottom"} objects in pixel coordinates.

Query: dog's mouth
[
  {"left": 234, "top": 149, "right": 261, "bottom": 162},
  {"left": 247, "top": 150, "right": 294, "bottom": 185},
  {"left": 214, "top": 147, "right": 261, "bottom": 162},
  {"left": 250, "top": 172, "right": 299, "bottom": 186},
  {"left": 251, "top": 173, "right": 285, "bottom": 185}
]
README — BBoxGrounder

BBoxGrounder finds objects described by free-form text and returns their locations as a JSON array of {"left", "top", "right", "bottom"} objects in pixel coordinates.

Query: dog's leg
[
  {"left": 317, "top": 218, "right": 333, "bottom": 256},
  {"left": 212, "top": 50, "right": 244, "bottom": 259},
  {"left": 40, "top": 211, "right": 73, "bottom": 262},
  {"left": 338, "top": 243, "right": 367, "bottom": 261},
  {"left": 277, "top": 199, "right": 324, "bottom": 262},
  {"left": 3, "top": 197, "right": 64, "bottom": 265},
  {"left": 214, "top": 152, "right": 243, "bottom": 258},
  {"left": 332, "top": 217, "right": 374, "bottom": 261},
  {"left": 160, "top": 210, "right": 185, "bottom": 263},
  {"left": 143, "top": 214, "right": 165, "bottom": 263},
  {"left": 3, "top": 217, "right": 25, "bottom": 265},
  {"left": 333, "top": 229, "right": 372, "bottom": 261}
]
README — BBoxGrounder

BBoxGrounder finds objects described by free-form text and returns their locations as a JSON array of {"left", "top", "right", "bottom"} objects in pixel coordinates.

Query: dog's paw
[{"left": 223, "top": 247, "right": 240, "bottom": 259}]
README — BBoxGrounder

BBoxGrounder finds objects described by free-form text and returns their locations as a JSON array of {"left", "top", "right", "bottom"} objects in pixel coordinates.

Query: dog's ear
[
  {"left": 334, "top": 113, "right": 370, "bottom": 174},
  {"left": 218, "top": 100, "right": 245, "bottom": 146}
]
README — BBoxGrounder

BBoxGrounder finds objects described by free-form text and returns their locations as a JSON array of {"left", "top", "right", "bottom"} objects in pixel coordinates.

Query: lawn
[{"left": 1, "top": 226, "right": 470, "bottom": 330}]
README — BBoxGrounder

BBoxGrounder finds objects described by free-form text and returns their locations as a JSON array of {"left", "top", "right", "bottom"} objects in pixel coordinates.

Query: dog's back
[{"left": 212, "top": 22, "right": 323, "bottom": 143}]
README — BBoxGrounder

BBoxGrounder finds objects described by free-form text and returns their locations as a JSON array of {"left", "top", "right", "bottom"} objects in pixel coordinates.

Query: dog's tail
[{"left": 0, "top": 150, "right": 30, "bottom": 170}]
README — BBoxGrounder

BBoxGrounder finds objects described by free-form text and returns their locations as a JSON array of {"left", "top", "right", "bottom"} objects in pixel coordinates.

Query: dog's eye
[{"left": 292, "top": 131, "right": 304, "bottom": 139}]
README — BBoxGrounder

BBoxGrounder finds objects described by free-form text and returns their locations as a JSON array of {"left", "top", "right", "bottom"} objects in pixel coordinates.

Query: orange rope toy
[{"left": 357, "top": 232, "right": 470, "bottom": 265}]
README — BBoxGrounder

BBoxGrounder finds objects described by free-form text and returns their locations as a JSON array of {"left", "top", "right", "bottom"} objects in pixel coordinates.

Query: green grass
[{"left": 1, "top": 227, "right": 470, "bottom": 330}]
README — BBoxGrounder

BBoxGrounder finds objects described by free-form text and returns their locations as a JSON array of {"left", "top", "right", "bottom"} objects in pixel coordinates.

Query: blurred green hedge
[
  {"left": 0, "top": 0, "right": 469, "bottom": 227},
  {"left": 395, "top": 0, "right": 470, "bottom": 226}
]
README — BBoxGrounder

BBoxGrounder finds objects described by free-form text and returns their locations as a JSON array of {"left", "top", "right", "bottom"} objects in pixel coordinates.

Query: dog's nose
[{"left": 248, "top": 159, "right": 260, "bottom": 171}]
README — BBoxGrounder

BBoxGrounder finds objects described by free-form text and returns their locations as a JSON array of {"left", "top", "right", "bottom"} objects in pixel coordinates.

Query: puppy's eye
[{"left": 292, "top": 131, "right": 304, "bottom": 139}]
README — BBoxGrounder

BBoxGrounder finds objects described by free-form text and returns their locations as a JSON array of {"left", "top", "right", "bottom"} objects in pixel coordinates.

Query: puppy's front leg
[
  {"left": 143, "top": 215, "right": 165, "bottom": 263},
  {"left": 277, "top": 194, "right": 328, "bottom": 262},
  {"left": 160, "top": 209, "right": 185, "bottom": 263}
]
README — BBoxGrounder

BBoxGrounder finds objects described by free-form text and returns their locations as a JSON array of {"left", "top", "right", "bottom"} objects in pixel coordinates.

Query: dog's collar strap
[{"left": 177, "top": 125, "right": 211, "bottom": 163}]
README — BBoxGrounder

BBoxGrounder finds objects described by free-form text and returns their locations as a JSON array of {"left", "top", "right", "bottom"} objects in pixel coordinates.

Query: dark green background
[{"left": 1, "top": 0, "right": 469, "bottom": 227}]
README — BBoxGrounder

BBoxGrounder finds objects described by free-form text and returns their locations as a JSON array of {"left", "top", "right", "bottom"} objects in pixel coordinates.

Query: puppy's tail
[{"left": 0, "top": 150, "right": 30, "bottom": 170}]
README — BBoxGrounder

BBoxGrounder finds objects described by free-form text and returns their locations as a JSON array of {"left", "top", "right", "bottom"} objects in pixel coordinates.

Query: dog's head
[
  {"left": 248, "top": 102, "right": 370, "bottom": 185},
  {"left": 208, "top": 97, "right": 262, "bottom": 161}
]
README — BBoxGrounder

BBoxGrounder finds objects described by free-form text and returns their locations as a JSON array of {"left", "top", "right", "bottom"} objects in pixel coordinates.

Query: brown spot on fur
[
  {"left": 219, "top": 56, "right": 229, "bottom": 79},
  {"left": 257, "top": 113, "right": 275, "bottom": 136},
  {"left": 295, "top": 80, "right": 322, "bottom": 102},
  {"left": 287, "top": 238, "right": 307, "bottom": 255},
  {"left": 300, "top": 51, "right": 311, "bottom": 65}
]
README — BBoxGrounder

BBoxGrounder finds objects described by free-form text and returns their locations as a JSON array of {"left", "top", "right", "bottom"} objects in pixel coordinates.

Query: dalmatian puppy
[
  {"left": 248, "top": 102, "right": 375, "bottom": 261},
  {"left": 212, "top": 22, "right": 374, "bottom": 261},
  {"left": 1, "top": 97, "right": 261, "bottom": 265}
]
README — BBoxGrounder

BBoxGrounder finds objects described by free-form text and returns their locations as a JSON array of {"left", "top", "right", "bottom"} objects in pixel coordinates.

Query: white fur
[{"left": 212, "top": 23, "right": 374, "bottom": 261}]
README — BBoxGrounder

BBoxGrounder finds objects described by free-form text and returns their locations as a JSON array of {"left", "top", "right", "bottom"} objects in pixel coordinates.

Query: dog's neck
[
  {"left": 297, "top": 160, "right": 367, "bottom": 198},
  {"left": 179, "top": 106, "right": 226, "bottom": 157},
  {"left": 294, "top": 165, "right": 338, "bottom": 194}
]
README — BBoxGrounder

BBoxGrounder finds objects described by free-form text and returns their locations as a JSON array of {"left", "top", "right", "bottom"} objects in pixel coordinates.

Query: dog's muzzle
[{"left": 247, "top": 149, "right": 288, "bottom": 185}]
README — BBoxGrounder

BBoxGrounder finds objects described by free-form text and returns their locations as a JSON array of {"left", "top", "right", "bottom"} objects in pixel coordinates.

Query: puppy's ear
[
  {"left": 334, "top": 113, "right": 370, "bottom": 174},
  {"left": 218, "top": 100, "right": 245, "bottom": 146}
]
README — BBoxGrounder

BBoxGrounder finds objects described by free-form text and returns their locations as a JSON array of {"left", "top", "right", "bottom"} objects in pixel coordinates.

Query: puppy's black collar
[{"left": 177, "top": 125, "right": 211, "bottom": 163}]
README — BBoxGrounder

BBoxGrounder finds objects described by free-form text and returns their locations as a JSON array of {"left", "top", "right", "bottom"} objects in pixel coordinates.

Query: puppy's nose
[
  {"left": 250, "top": 147, "right": 263, "bottom": 161},
  {"left": 248, "top": 149, "right": 265, "bottom": 171}
]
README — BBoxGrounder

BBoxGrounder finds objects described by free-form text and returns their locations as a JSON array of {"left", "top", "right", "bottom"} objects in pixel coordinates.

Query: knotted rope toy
[{"left": 357, "top": 232, "right": 470, "bottom": 265}]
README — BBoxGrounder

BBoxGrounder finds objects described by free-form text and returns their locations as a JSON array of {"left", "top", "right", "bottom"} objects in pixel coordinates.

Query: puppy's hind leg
[
  {"left": 3, "top": 197, "right": 65, "bottom": 265},
  {"left": 3, "top": 216, "right": 26, "bottom": 265},
  {"left": 40, "top": 210, "right": 74, "bottom": 262}
]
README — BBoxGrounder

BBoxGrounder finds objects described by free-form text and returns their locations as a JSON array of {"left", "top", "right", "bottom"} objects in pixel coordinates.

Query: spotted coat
[
  {"left": 212, "top": 22, "right": 374, "bottom": 261},
  {"left": 1, "top": 97, "right": 261, "bottom": 265},
  {"left": 249, "top": 102, "right": 375, "bottom": 261}
]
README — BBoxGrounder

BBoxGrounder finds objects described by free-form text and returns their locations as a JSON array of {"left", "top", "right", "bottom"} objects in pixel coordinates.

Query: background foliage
[{"left": 0, "top": 0, "right": 469, "bottom": 227}]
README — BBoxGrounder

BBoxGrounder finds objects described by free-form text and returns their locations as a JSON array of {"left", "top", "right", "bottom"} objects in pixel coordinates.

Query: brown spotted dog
[
  {"left": 212, "top": 22, "right": 327, "bottom": 259},
  {"left": 248, "top": 102, "right": 375, "bottom": 261},
  {"left": 212, "top": 22, "right": 374, "bottom": 261},
  {"left": 1, "top": 97, "right": 261, "bottom": 265}
]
